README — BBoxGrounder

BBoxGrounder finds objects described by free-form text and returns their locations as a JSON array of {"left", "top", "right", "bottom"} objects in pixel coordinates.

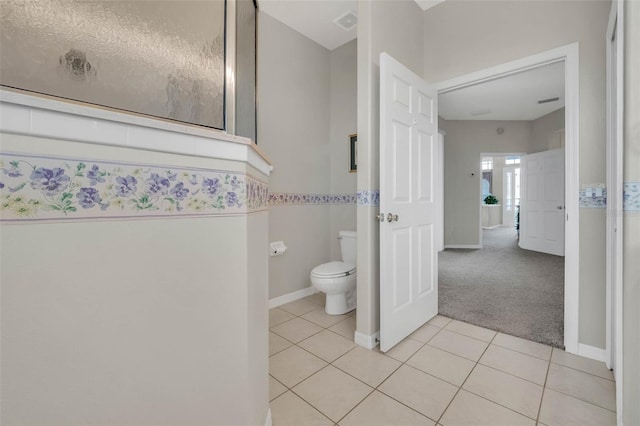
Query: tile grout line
[
  {"left": 548, "top": 360, "right": 616, "bottom": 382},
  {"left": 491, "top": 341, "right": 553, "bottom": 361},
  {"left": 538, "top": 387, "right": 617, "bottom": 414},
  {"left": 272, "top": 302, "right": 615, "bottom": 424},
  {"left": 271, "top": 388, "right": 335, "bottom": 424},
  {"left": 288, "top": 323, "right": 375, "bottom": 425},
  {"left": 269, "top": 303, "right": 362, "bottom": 424},
  {"left": 384, "top": 328, "right": 615, "bottom": 421},
  {"left": 287, "top": 363, "right": 364, "bottom": 424},
  {"left": 272, "top": 300, "right": 436, "bottom": 423},
  {"left": 268, "top": 374, "right": 289, "bottom": 402},
  {"left": 474, "top": 357, "right": 550, "bottom": 388},
  {"left": 333, "top": 321, "right": 446, "bottom": 425},
  {"left": 545, "top": 350, "right": 617, "bottom": 412},
  {"left": 437, "top": 333, "right": 561, "bottom": 423},
  {"left": 430, "top": 329, "right": 569, "bottom": 424},
  {"left": 268, "top": 332, "right": 297, "bottom": 357},
  {"left": 436, "top": 334, "right": 614, "bottom": 421},
  {"left": 435, "top": 328, "right": 498, "bottom": 425},
  {"left": 273, "top": 311, "right": 509, "bottom": 425},
  {"left": 536, "top": 355, "right": 553, "bottom": 425},
  {"left": 270, "top": 307, "right": 356, "bottom": 351},
  {"left": 330, "top": 387, "right": 377, "bottom": 425}
]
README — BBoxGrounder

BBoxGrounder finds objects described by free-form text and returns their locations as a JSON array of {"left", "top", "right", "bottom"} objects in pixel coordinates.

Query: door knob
[
  {"left": 375, "top": 213, "right": 385, "bottom": 222},
  {"left": 387, "top": 213, "right": 399, "bottom": 222},
  {"left": 557, "top": 205, "right": 564, "bottom": 210}
]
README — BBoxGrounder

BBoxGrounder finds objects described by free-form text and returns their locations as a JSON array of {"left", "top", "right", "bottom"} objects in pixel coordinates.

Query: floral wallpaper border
[
  {"left": 0, "top": 152, "right": 268, "bottom": 222},
  {"left": 268, "top": 193, "right": 356, "bottom": 206},
  {"left": 577, "top": 184, "right": 640, "bottom": 211},
  {"left": 624, "top": 182, "right": 640, "bottom": 211},
  {"left": 579, "top": 189, "right": 607, "bottom": 209},
  {"left": 357, "top": 190, "right": 380, "bottom": 207}
]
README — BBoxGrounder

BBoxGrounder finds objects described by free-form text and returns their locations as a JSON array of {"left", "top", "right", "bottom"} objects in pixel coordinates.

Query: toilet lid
[{"left": 311, "top": 261, "right": 356, "bottom": 278}]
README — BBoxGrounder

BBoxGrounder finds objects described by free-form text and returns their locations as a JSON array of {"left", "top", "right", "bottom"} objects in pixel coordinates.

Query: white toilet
[{"left": 310, "top": 231, "right": 357, "bottom": 315}]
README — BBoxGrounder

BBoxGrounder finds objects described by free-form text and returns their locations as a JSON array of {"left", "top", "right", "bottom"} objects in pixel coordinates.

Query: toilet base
[{"left": 325, "top": 287, "right": 356, "bottom": 315}]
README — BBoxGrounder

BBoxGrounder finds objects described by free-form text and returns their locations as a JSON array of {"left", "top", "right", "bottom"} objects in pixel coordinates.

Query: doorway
[
  {"left": 502, "top": 160, "right": 520, "bottom": 230},
  {"left": 434, "top": 44, "right": 579, "bottom": 352},
  {"left": 441, "top": 148, "right": 566, "bottom": 347}
]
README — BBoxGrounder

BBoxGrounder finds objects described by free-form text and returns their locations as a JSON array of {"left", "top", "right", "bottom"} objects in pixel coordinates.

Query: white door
[
  {"left": 379, "top": 53, "right": 438, "bottom": 352},
  {"left": 502, "top": 166, "right": 518, "bottom": 228},
  {"left": 437, "top": 132, "right": 445, "bottom": 252},
  {"left": 519, "top": 148, "right": 565, "bottom": 256}
]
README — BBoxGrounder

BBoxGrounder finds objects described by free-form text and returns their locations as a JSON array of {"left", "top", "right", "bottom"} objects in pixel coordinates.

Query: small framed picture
[{"left": 349, "top": 134, "right": 357, "bottom": 173}]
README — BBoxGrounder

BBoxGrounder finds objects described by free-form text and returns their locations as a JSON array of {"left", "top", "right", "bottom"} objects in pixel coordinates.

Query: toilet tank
[{"left": 339, "top": 231, "right": 357, "bottom": 265}]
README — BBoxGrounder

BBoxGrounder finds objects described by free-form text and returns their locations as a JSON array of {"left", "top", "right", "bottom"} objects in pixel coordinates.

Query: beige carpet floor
[{"left": 438, "top": 227, "right": 565, "bottom": 348}]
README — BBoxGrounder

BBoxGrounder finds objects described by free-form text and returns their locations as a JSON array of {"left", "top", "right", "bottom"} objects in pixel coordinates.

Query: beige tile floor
[{"left": 269, "top": 294, "right": 616, "bottom": 426}]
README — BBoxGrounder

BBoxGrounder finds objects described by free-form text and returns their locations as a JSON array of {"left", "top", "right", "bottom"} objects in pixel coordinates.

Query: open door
[
  {"left": 519, "top": 148, "right": 565, "bottom": 256},
  {"left": 379, "top": 53, "right": 438, "bottom": 352}
]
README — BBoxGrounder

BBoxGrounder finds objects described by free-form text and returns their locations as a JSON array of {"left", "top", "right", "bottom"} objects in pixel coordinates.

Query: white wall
[
  {"left": 258, "top": 13, "right": 358, "bottom": 299},
  {"left": 329, "top": 39, "right": 358, "bottom": 261},
  {"left": 258, "top": 12, "right": 331, "bottom": 299},
  {"left": 623, "top": 1, "right": 640, "bottom": 423},
  {"left": 442, "top": 109, "right": 566, "bottom": 243},
  {"left": 440, "top": 119, "right": 532, "bottom": 246},
  {"left": 423, "top": 0, "right": 610, "bottom": 349},
  {"left": 0, "top": 133, "right": 269, "bottom": 425},
  {"left": 530, "top": 107, "right": 565, "bottom": 154}
]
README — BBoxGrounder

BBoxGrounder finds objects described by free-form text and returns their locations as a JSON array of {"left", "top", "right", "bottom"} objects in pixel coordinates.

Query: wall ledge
[{"left": 0, "top": 89, "right": 272, "bottom": 176}]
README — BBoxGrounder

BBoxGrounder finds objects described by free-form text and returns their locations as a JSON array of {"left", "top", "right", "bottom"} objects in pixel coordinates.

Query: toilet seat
[{"left": 311, "top": 261, "right": 356, "bottom": 279}]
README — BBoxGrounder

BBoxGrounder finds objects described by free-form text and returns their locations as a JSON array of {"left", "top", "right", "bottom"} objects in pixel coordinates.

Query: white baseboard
[
  {"left": 577, "top": 343, "right": 607, "bottom": 363},
  {"left": 444, "top": 244, "right": 482, "bottom": 249},
  {"left": 264, "top": 408, "right": 272, "bottom": 426},
  {"left": 482, "top": 225, "right": 502, "bottom": 229},
  {"left": 354, "top": 330, "right": 379, "bottom": 349},
  {"left": 269, "top": 286, "right": 317, "bottom": 309}
]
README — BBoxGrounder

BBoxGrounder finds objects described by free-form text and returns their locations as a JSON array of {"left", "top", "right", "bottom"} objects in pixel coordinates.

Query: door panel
[
  {"left": 392, "top": 121, "right": 411, "bottom": 201},
  {"left": 417, "top": 224, "right": 434, "bottom": 295},
  {"left": 392, "top": 227, "right": 412, "bottom": 309},
  {"left": 380, "top": 53, "right": 438, "bottom": 352},
  {"left": 417, "top": 130, "right": 433, "bottom": 202}
]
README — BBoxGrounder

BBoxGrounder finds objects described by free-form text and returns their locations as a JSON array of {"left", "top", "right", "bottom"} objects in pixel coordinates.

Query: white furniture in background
[{"left": 482, "top": 204, "right": 502, "bottom": 228}]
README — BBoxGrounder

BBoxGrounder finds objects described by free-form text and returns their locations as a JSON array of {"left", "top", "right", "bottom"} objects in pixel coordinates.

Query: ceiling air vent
[
  {"left": 334, "top": 10, "right": 357, "bottom": 31},
  {"left": 538, "top": 97, "right": 560, "bottom": 104}
]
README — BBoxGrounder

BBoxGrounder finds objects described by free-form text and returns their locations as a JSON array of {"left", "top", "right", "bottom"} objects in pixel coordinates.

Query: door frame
[
  {"left": 434, "top": 43, "right": 580, "bottom": 354},
  {"left": 605, "top": 0, "right": 624, "bottom": 419},
  {"left": 477, "top": 152, "right": 527, "bottom": 246},
  {"left": 502, "top": 164, "right": 519, "bottom": 229}
]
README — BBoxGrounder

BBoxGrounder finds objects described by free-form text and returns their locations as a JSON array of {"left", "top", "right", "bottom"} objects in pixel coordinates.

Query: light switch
[
  {"left": 595, "top": 187, "right": 603, "bottom": 197},
  {"left": 585, "top": 187, "right": 593, "bottom": 197}
]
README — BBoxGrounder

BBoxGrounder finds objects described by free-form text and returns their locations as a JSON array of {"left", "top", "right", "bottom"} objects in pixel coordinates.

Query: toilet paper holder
[{"left": 270, "top": 241, "right": 287, "bottom": 257}]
